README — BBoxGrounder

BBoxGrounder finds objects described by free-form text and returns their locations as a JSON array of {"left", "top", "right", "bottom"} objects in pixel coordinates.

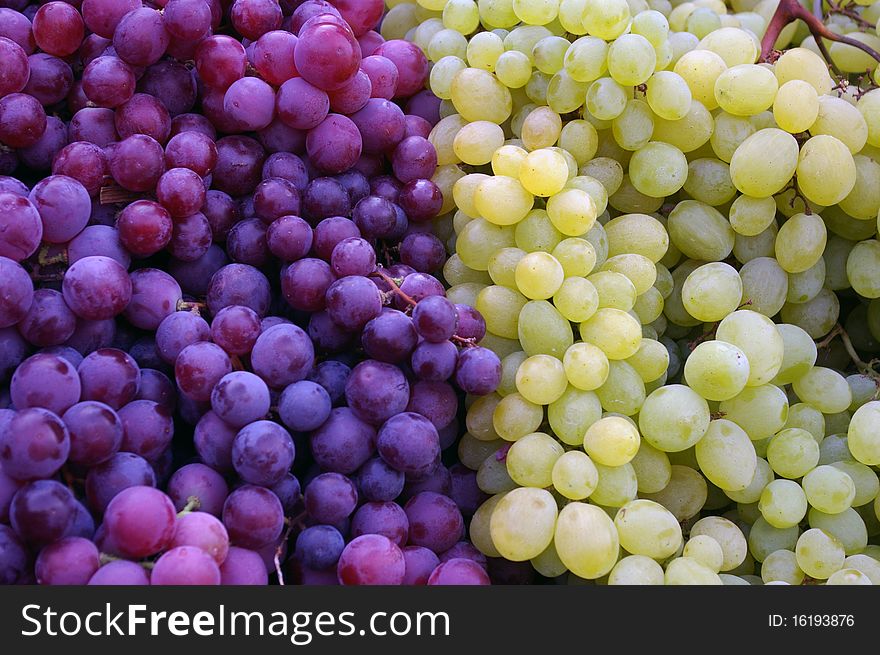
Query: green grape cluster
[{"left": 399, "top": 0, "right": 880, "bottom": 586}]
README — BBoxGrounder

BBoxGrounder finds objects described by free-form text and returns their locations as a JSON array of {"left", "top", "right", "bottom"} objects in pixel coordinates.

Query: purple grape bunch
[{"left": 0, "top": 0, "right": 506, "bottom": 587}]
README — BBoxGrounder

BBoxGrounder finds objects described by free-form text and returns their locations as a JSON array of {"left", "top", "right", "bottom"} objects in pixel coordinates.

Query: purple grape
[
  {"left": 411, "top": 340, "right": 458, "bottom": 381},
  {"left": 334, "top": 0, "right": 383, "bottom": 37},
  {"left": 351, "top": 195, "right": 398, "bottom": 239},
  {"left": 207, "top": 263, "right": 272, "bottom": 317},
  {"left": 406, "top": 380, "right": 458, "bottom": 430},
  {"left": 78, "top": 348, "right": 140, "bottom": 409},
  {"left": 313, "top": 216, "right": 360, "bottom": 260},
  {"left": 0, "top": 192, "right": 42, "bottom": 262},
  {"left": 295, "top": 524, "right": 345, "bottom": 571},
  {"left": 62, "top": 401, "right": 123, "bottom": 467},
  {"left": 306, "top": 113, "right": 363, "bottom": 175},
  {"left": 104, "top": 485, "right": 176, "bottom": 559},
  {"left": 195, "top": 34, "right": 247, "bottom": 91},
  {"left": 212, "top": 135, "right": 265, "bottom": 197},
  {"left": 325, "top": 275, "right": 384, "bottom": 332},
  {"left": 85, "top": 452, "right": 156, "bottom": 514},
  {"left": 295, "top": 20, "right": 361, "bottom": 91},
  {"left": 64, "top": 318, "right": 116, "bottom": 355},
  {"left": 455, "top": 347, "right": 502, "bottom": 396},
  {"left": 19, "top": 115, "right": 68, "bottom": 172},
  {"left": 440, "top": 541, "right": 488, "bottom": 569},
  {"left": 307, "top": 360, "right": 351, "bottom": 405},
  {"left": 361, "top": 55, "right": 399, "bottom": 100},
  {"left": 392, "top": 136, "right": 437, "bottom": 184},
  {"left": 267, "top": 214, "right": 313, "bottom": 262},
  {"left": 0, "top": 408, "right": 70, "bottom": 481},
  {"left": 308, "top": 406, "right": 375, "bottom": 474},
  {"left": 118, "top": 400, "right": 174, "bottom": 462},
  {"left": 278, "top": 380, "right": 331, "bottom": 432},
  {"left": 0, "top": 92, "right": 47, "bottom": 148},
  {"left": 88, "top": 560, "right": 150, "bottom": 585},
  {"left": 361, "top": 309, "right": 418, "bottom": 363},
  {"left": 304, "top": 472, "right": 358, "bottom": 524},
  {"left": 138, "top": 59, "right": 198, "bottom": 118},
  {"left": 220, "top": 546, "right": 269, "bottom": 585},
  {"left": 231, "top": 0, "right": 283, "bottom": 40},
  {"left": 369, "top": 175, "right": 402, "bottom": 203},
  {"left": 156, "top": 167, "right": 206, "bottom": 218},
  {"left": 276, "top": 77, "right": 329, "bottom": 131},
  {"left": 169, "top": 246, "right": 230, "bottom": 299},
  {"left": 400, "top": 232, "right": 446, "bottom": 272},
  {"left": 351, "top": 500, "right": 409, "bottom": 546},
  {"left": 109, "top": 134, "right": 165, "bottom": 191},
  {"left": 0, "top": 524, "right": 30, "bottom": 584},
  {"left": 308, "top": 310, "right": 354, "bottom": 353},
  {"left": 404, "top": 115, "right": 433, "bottom": 139},
  {"left": 449, "top": 464, "right": 488, "bottom": 517},
  {"left": 454, "top": 304, "right": 486, "bottom": 342},
  {"left": 403, "top": 491, "right": 464, "bottom": 554},
  {"left": 156, "top": 311, "right": 211, "bottom": 365},
  {"left": 165, "top": 130, "right": 217, "bottom": 177},
  {"left": 35, "top": 536, "right": 100, "bottom": 586},
  {"left": 337, "top": 534, "right": 405, "bottom": 585},
  {"left": 170, "top": 511, "right": 230, "bottom": 565},
  {"left": 251, "top": 323, "right": 315, "bottom": 388},
  {"left": 399, "top": 178, "right": 443, "bottom": 222},
  {"left": 253, "top": 30, "right": 298, "bottom": 85},
  {"left": 225, "top": 396, "right": 285, "bottom": 462},
  {"left": 402, "top": 545, "right": 439, "bottom": 586},
  {"left": 227, "top": 218, "right": 270, "bottom": 266},
  {"left": 404, "top": 90, "right": 441, "bottom": 125},
  {"left": 211, "top": 305, "right": 261, "bottom": 356},
  {"left": 328, "top": 69, "right": 372, "bottom": 114},
  {"left": 263, "top": 152, "right": 309, "bottom": 191},
  {"left": 356, "top": 456, "right": 404, "bottom": 502},
  {"left": 115, "top": 93, "right": 172, "bottom": 144},
  {"left": 67, "top": 225, "right": 130, "bottom": 268},
  {"left": 175, "top": 341, "right": 233, "bottom": 402},
  {"left": 0, "top": 328, "right": 27, "bottom": 385},
  {"left": 16, "top": 288, "right": 76, "bottom": 348},
  {"left": 10, "top": 479, "right": 76, "bottom": 547},
  {"left": 0, "top": 257, "right": 32, "bottom": 329},
  {"left": 271, "top": 474, "right": 302, "bottom": 515},
  {"left": 151, "top": 546, "right": 221, "bottom": 585},
  {"left": 428, "top": 558, "right": 491, "bottom": 585},
  {"left": 134, "top": 368, "right": 176, "bottom": 409},
  {"left": 69, "top": 107, "right": 119, "bottom": 147},
  {"left": 222, "top": 484, "right": 284, "bottom": 549},
  {"left": 330, "top": 237, "right": 376, "bottom": 277},
  {"left": 413, "top": 295, "right": 459, "bottom": 343},
  {"left": 345, "top": 360, "right": 410, "bottom": 425},
  {"left": 302, "top": 177, "right": 352, "bottom": 221},
  {"left": 167, "top": 463, "right": 229, "bottom": 518},
  {"left": 257, "top": 118, "right": 306, "bottom": 156},
  {"left": 194, "top": 411, "right": 238, "bottom": 474},
  {"left": 402, "top": 463, "right": 452, "bottom": 500}
]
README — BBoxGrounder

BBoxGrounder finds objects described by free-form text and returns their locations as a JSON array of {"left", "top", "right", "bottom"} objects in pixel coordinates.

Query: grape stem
[
  {"left": 99, "top": 179, "right": 144, "bottom": 205},
  {"left": 176, "top": 495, "right": 201, "bottom": 517},
  {"left": 176, "top": 299, "right": 207, "bottom": 314},
  {"left": 371, "top": 267, "right": 418, "bottom": 308},
  {"left": 816, "top": 323, "right": 880, "bottom": 378},
  {"left": 274, "top": 512, "right": 306, "bottom": 586},
  {"left": 825, "top": 0, "right": 876, "bottom": 30},
  {"left": 761, "top": 0, "right": 880, "bottom": 70}
]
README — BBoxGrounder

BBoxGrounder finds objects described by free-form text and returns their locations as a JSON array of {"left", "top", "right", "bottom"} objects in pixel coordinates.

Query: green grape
[
  {"left": 515, "top": 353, "right": 568, "bottom": 405},
  {"left": 563, "top": 342, "right": 610, "bottom": 391},
  {"left": 819, "top": 435, "right": 852, "bottom": 467},
  {"left": 466, "top": 392, "right": 502, "bottom": 441},
  {"left": 821, "top": 236, "right": 858, "bottom": 290},
  {"left": 608, "top": 555, "right": 665, "bottom": 585},
  {"left": 582, "top": 0, "right": 631, "bottom": 40},
  {"left": 381, "top": 3, "right": 419, "bottom": 40},
  {"left": 780, "top": 288, "right": 840, "bottom": 339},
  {"left": 719, "top": 384, "right": 789, "bottom": 441},
  {"left": 685, "top": 6, "right": 720, "bottom": 38},
  {"left": 690, "top": 516, "right": 748, "bottom": 572},
  {"left": 826, "top": 568, "right": 872, "bottom": 585},
  {"left": 506, "top": 432, "right": 565, "bottom": 488},
  {"left": 848, "top": 401, "right": 880, "bottom": 466},
  {"left": 524, "top": 70, "right": 551, "bottom": 104},
  {"left": 517, "top": 149, "right": 569, "bottom": 197},
  {"left": 628, "top": 142, "right": 688, "bottom": 198},
  {"left": 488, "top": 246, "right": 526, "bottom": 288},
  {"left": 453, "top": 121, "right": 505, "bottom": 166},
  {"left": 565, "top": 176, "right": 608, "bottom": 216},
  {"left": 638, "top": 384, "right": 710, "bottom": 452},
  {"left": 682, "top": 158, "right": 736, "bottom": 206},
  {"left": 714, "top": 64, "right": 778, "bottom": 117},
  {"left": 608, "top": 175, "right": 665, "bottom": 214},
  {"left": 447, "top": 282, "right": 487, "bottom": 308},
  {"left": 842, "top": 554, "right": 880, "bottom": 585},
  {"left": 792, "top": 367, "right": 853, "bottom": 415},
  {"left": 596, "top": 360, "right": 646, "bottom": 416},
  {"left": 563, "top": 36, "right": 609, "bottom": 83},
  {"left": 642, "top": 464, "right": 708, "bottom": 521},
  {"left": 515, "top": 208, "right": 564, "bottom": 253},
  {"left": 490, "top": 487, "right": 558, "bottom": 561},
  {"left": 457, "top": 218, "right": 516, "bottom": 270},
  {"left": 429, "top": 114, "right": 468, "bottom": 165},
  {"left": 681, "top": 262, "right": 743, "bottom": 322},
  {"left": 786, "top": 259, "right": 826, "bottom": 304},
  {"left": 644, "top": 73, "right": 692, "bottom": 124},
  {"left": 729, "top": 128, "right": 799, "bottom": 198},
  {"left": 464, "top": 31, "right": 502, "bottom": 70},
  {"left": 491, "top": 144, "right": 528, "bottom": 178},
  {"left": 521, "top": 106, "right": 562, "bottom": 151},
  {"left": 738, "top": 257, "right": 788, "bottom": 317},
  {"left": 630, "top": 441, "right": 672, "bottom": 493},
  {"left": 728, "top": 195, "right": 776, "bottom": 239},
  {"left": 474, "top": 175, "right": 535, "bottom": 226},
  {"left": 607, "top": 34, "right": 657, "bottom": 87},
  {"left": 611, "top": 99, "right": 655, "bottom": 152},
  {"left": 664, "top": 557, "right": 723, "bottom": 585},
  {"left": 553, "top": 278, "right": 600, "bottom": 324},
  {"left": 748, "top": 517, "right": 801, "bottom": 563},
  {"left": 583, "top": 416, "right": 640, "bottom": 467},
  {"left": 716, "top": 310, "right": 785, "bottom": 386},
  {"left": 599, "top": 253, "right": 657, "bottom": 296},
  {"left": 431, "top": 56, "right": 468, "bottom": 100},
  {"left": 633, "top": 287, "right": 665, "bottom": 324},
  {"left": 531, "top": 540, "right": 568, "bottom": 578},
  {"left": 477, "top": 452, "right": 518, "bottom": 494},
  {"left": 475, "top": 284, "right": 527, "bottom": 339},
  {"left": 673, "top": 49, "right": 727, "bottom": 110},
  {"left": 444, "top": 254, "right": 491, "bottom": 287},
  {"left": 590, "top": 462, "right": 638, "bottom": 507},
  {"left": 774, "top": 212, "right": 827, "bottom": 274},
  {"left": 773, "top": 47, "right": 833, "bottom": 94},
  {"left": 783, "top": 403, "right": 825, "bottom": 443},
  {"left": 428, "top": 28, "right": 469, "bottom": 62},
  {"left": 811, "top": 95, "right": 868, "bottom": 154},
  {"left": 554, "top": 502, "right": 620, "bottom": 579},
  {"left": 683, "top": 535, "right": 724, "bottom": 572},
  {"left": 603, "top": 213, "right": 669, "bottom": 264},
  {"left": 547, "top": 69, "right": 589, "bottom": 114},
  {"left": 697, "top": 26, "right": 758, "bottom": 66},
  {"left": 772, "top": 80, "right": 818, "bottom": 134},
  {"left": 839, "top": 155, "right": 880, "bottom": 221},
  {"left": 497, "top": 350, "right": 528, "bottom": 397},
  {"left": 795, "top": 528, "right": 845, "bottom": 579},
  {"left": 545, "top": 189, "right": 598, "bottom": 237},
  {"left": 558, "top": 121, "right": 599, "bottom": 167},
  {"left": 725, "top": 456, "right": 773, "bottom": 504},
  {"left": 759, "top": 479, "right": 808, "bottom": 529},
  {"left": 512, "top": 0, "right": 558, "bottom": 24},
  {"left": 684, "top": 340, "right": 749, "bottom": 402},
  {"left": 452, "top": 173, "right": 487, "bottom": 218},
  {"left": 695, "top": 419, "right": 758, "bottom": 492},
  {"left": 532, "top": 35, "right": 570, "bottom": 75},
  {"left": 808, "top": 507, "right": 868, "bottom": 556},
  {"left": 514, "top": 251, "right": 565, "bottom": 299},
  {"left": 803, "top": 465, "right": 856, "bottom": 515},
  {"left": 494, "top": 49, "right": 533, "bottom": 87},
  {"left": 633, "top": 9, "right": 670, "bottom": 48},
  {"left": 470, "top": 493, "right": 504, "bottom": 557},
  {"left": 580, "top": 157, "right": 624, "bottom": 197},
  {"left": 518, "top": 299, "right": 574, "bottom": 358},
  {"left": 654, "top": 39, "right": 674, "bottom": 71},
  {"left": 585, "top": 77, "right": 629, "bottom": 121},
  {"left": 667, "top": 200, "right": 735, "bottom": 262},
  {"left": 846, "top": 239, "right": 880, "bottom": 299},
  {"left": 710, "top": 111, "right": 755, "bottom": 163},
  {"left": 458, "top": 433, "right": 503, "bottom": 474},
  {"left": 613, "top": 498, "right": 682, "bottom": 559},
  {"left": 551, "top": 450, "right": 600, "bottom": 501},
  {"left": 796, "top": 135, "right": 856, "bottom": 207},
  {"left": 767, "top": 427, "right": 820, "bottom": 479},
  {"left": 548, "top": 386, "right": 602, "bottom": 445},
  {"left": 579, "top": 308, "right": 643, "bottom": 360},
  {"left": 450, "top": 67, "right": 513, "bottom": 122},
  {"left": 493, "top": 392, "right": 544, "bottom": 441},
  {"left": 761, "top": 549, "right": 805, "bottom": 585},
  {"left": 625, "top": 338, "right": 669, "bottom": 383}
]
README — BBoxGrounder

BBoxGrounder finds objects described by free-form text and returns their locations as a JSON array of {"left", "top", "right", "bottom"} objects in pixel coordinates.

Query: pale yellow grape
[
  {"left": 719, "top": 384, "right": 789, "bottom": 441},
  {"left": 773, "top": 47, "right": 834, "bottom": 94},
  {"left": 786, "top": 259, "right": 826, "bottom": 305},
  {"left": 514, "top": 251, "right": 564, "bottom": 300},
  {"left": 673, "top": 49, "right": 727, "bottom": 110},
  {"left": 642, "top": 465, "right": 708, "bottom": 522},
  {"left": 599, "top": 254, "right": 657, "bottom": 295},
  {"left": 664, "top": 557, "right": 724, "bottom": 585},
  {"left": 515, "top": 354, "right": 568, "bottom": 405},
  {"left": 611, "top": 99, "right": 654, "bottom": 152},
  {"left": 515, "top": 208, "right": 564, "bottom": 253},
  {"left": 696, "top": 26, "right": 757, "bottom": 66},
  {"left": 654, "top": 39, "right": 674, "bottom": 72},
  {"left": 511, "top": 0, "right": 558, "bottom": 24},
  {"left": 545, "top": 189, "right": 598, "bottom": 237},
  {"left": 565, "top": 176, "right": 608, "bottom": 216},
  {"left": 506, "top": 432, "right": 565, "bottom": 488},
  {"left": 629, "top": 442, "right": 671, "bottom": 495},
  {"left": 858, "top": 89, "right": 880, "bottom": 147},
  {"left": 582, "top": 416, "right": 640, "bottom": 467},
  {"left": 638, "top": 384, "right": 710, "bottom": 452},
  {"left": 548, "top": 146, "right": 578, "bottom": 180},
  {"left": 430, "top": 56, "right": 468, "bottom": 100},
  {"left": 562, "top": 342, "right": 610, "bottom": 391},
  {"left": 612, "top": 500, "right": 682, "bottom": 562},
  {"left": 808, "top": 507, "right": 868, "bottom": 555},
  {"left": 716, "top": 310, "right": 784, "bottom": 386},
  {"left": 680, "top": 262, "right": 742, "bottom": 323},
  {"left": 429, "top": 114, "right": 468, "bottom": 166},
  {"left": 554, "top": 278, "right": 600, "bottom": 324},
  {"left": 563, "top": 36, "right": 609, "bottom": 83},
  {"left": 520, "top": 106, "right": 562, "bottom": 151},
  {"left": 557, "top": 122, "right": 599, "bottom": 167},
  {"left": 802, "top": 465, "right": 856, "bottom": 515},
  {"left": 738, "top": 257, "right": 788, "bottom": 317},
  {"left": 608, "top": 176, "right": 665, "bottom": 215},
  {"left": 491, "top": 144, "right": 528, "bottom": 178},
  {"left": 582, "top": 0, "right": 631, "bottom": 39},
  {"left": 682, "top": 158, "right": 735, "bottom": 207},
  {"left": 457, "top": 218, "right": 516, "bottom": 270},
  {"left": 780, "top": 288, "right": 840, "bottom": 339},
  {"left": 492, "top": 392, "right": 543, "bottom": 442},
  {"left": 625, "top": 338, "right": 669, "bottom": 383},
  {"left": 590, "top": 461, "right": 638, "bottom": 507},
  {"left": 446, "top": 283, "right": 487, "bottom": 310},
  {"left": 766, "top": 429, "right": 819, "bottom": 481},
  {"left": 453, "top": 121, "right": 505, "bottom": 166},
  {"left": 686, "top": 6, "right": 722, "bottom": 38},
  {"left": 654, "top": 264, "right": 674, "bottom": 298},
  {"left": 464, "top": 31, "right": 501, "bottom": 69},
  {"left": 792, "top": 367, "right": 852, "bottom": 415},
  {"left": 450, "top": 68, "right": 512, "bottom": 123},
  {"left": 695, "top": 419, "right": 757, "bottom": 492},
  {"left": 795, "top": 528, "right": 846, "bottom": 580},
  {"left": 783, "top": 403, "right": 825, "bottom": 443},
  {"left": 380, "top": 3, "right": 419, "bottom": 40},
  {"left": 444, "top": 255, "right": 490, "bottom": 287},
  {"left": 551, "top": 451, "right": 599, "bottom": 500},
  {"left": 772, "top": 80, "right": 818, "bottom": 134},
  {"left": 710, "top": 112, "right": 756, "bottom": 163},
  {"left": 729, "top": 128, "right": 798, "bottom": 198},
  {"left": 475, "top": 284, "right": 527, "bottom": 339},
  {"left": 632, "top": 9, "right": 669, "bottom": 47},
  {"left": 682, "top": 535, "right": 724, "bottom": 572},
  {"left": 827, "top": 568, "right": 872, "bottom": 585},
  {"left": 525, "top": 70, "right": 551, "bottom": 104},
  {"left": 643, "top": 73, "right": 691, "bottom": 124},
  {"left": 747, "top": 516, "right": 800, "bottom": 562},
  {"left": 684, "top": 340, "right": 750, "bottom": 401},
  {"left": 469, "top": 493, "right": 504, "bottom": 557},
  {"left": 548, "top": 386, "right": 602, "bottom": 445},
  {"left": 580, "top": 157, "right": 624, "bottom": 196},
  {"left": 839, "top": 155, "right": 880, "bottom": 221},
  {"left": 476, "top": 0, "right": 519, "bottom": 27},
  {"left": 546, "top": 69, "right": 589, "bottom": 114},
  {"left": 487, "top": 246, "right": 525, "bottom": 288},
  {"left": 494, "top": 49, "right": 532, "bottom": 87},
  {"left": 518, "top": 299, "right": 574, "bottom": 358},
  {"left": 585, "top": 77, "right": 629, "bottom": 121},
  {"left": 554, "top": 502, "right": 620, "bottom": 579},
  {"left": 434, "top": 165, "right": 467, "bottom": 215},
  {"left": 761, "top": 549, "right": 805, "bottom": 585},
  {"left": 668, "top": 201, "right": 735, "bottom": 263},
  {"left": 489, "top": 487, "right": 557, "bottom": 561},
  {"left": 606, "top": 34, "right": 657, "bottom": 87},
  {"left": 473, "top": 175, "right": 534, "bottom": 227},
  {"left": 773, "top": 325, "right": 819, "bottom": 389},
  {"left": 557, "top": 0, "right": 590, "bottom": 34},
  {"left": 497, "top": 351, "right": 529, "bottom": 398},
  {"left": 811, "top": 95, "right": 868, "bottom": 154},
  {"left": 608, "top": 555, "right": 665, "bottom": 585},
  {"left": 796, "top": 135, "right": 856, "bottom": 207},
  {"left": 846, "top": 240, "right": 880, "bottom": 299},
  {"left": 633, "top": 287, "right": 665, "bottom": 324},
  {"left": 466, "top": 393, "right": 502, "bottom": 442},
  {"left": 427, "top": 29, "right": 469, "bottom": 62},
  {"left": 551, "top": 239, "right": 596, "bottom": 278},
  {"left": 477, "top": 452, "right": 517, "bottom": 494},
  {"left": 579, "top": 308, "right": 642, "bottom": 360},
  {"left": 690, "top": 516, "right": 748, "bottom": 571},
  {"left": 411, "top": 16, "right": 444, "bottom": 51},
  {"left": 595, "top": 360, "right": 646, "bottom": 416},
  {"left": 533, "top": 36, "right": 570, "bottom": 76},
  {"left": 628, "top": 142, "right": 688, "bottom": 198},
  {"left": 729, "top": 194, "right": 776, "bottom": 236},
  {"left": 846, "top": 401, "right": 880, "bottom": 466},
  {"left": 458, "top": 433, "right": 504, "bottom": 471},
  {"left": 773, "top": 212, "right": 827, "bottom": 275},
  {"left": 725, "top": 456, "right": 773, "bottom": 504},
  {"left": 602, "top": 214, "right": 668, "bottom": 265},
  {"left": 517, "top": 149, "right": 569, "bottom": 197}
]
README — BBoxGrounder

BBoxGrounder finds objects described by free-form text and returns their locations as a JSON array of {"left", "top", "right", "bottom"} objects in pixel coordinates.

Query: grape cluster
[
  {"left": 410, "top": 0, "right": 880, "bottom": 584},
  {"left": 0, "top": 0, "right": 505, "bottom": 586}
]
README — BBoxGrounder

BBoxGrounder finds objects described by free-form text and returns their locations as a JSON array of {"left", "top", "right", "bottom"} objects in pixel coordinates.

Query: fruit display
[{"left": 0, "top": 0, "right": 879, "bottom": 588}]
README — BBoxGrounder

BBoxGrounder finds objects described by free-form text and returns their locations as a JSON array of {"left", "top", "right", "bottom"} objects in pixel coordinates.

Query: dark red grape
[
  {"left": 87, "top": 559, "right": 150, "bottom": 585},
  {"left": 337, "top": 534, "right": 405, "bottom": 585},
  {"left": 428, "top": 558, "right": 490, "bottom": 585},
  {"left": 402, "top": 545, "right": 440, "bottom": 585},
  {"left": 0, "top": 256, "right": 33, "bottom": 328},
  {"left": 222, "top": 484, "right": 284, "bottom": 549},
  {"left": 220, "top": 546, "right": 268, "bottom": 585},
  {"left": 61, "top": 255, "right": 132, "bottom": 321},
  {"left": 10, "top": 479, "right": 76, "bottom": 547},
  {"left": 167, "top": 462, "right": 229, "bottom": 517},
  {"left": 35, "top": 536, "right": 100, "bottom": 585}
]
